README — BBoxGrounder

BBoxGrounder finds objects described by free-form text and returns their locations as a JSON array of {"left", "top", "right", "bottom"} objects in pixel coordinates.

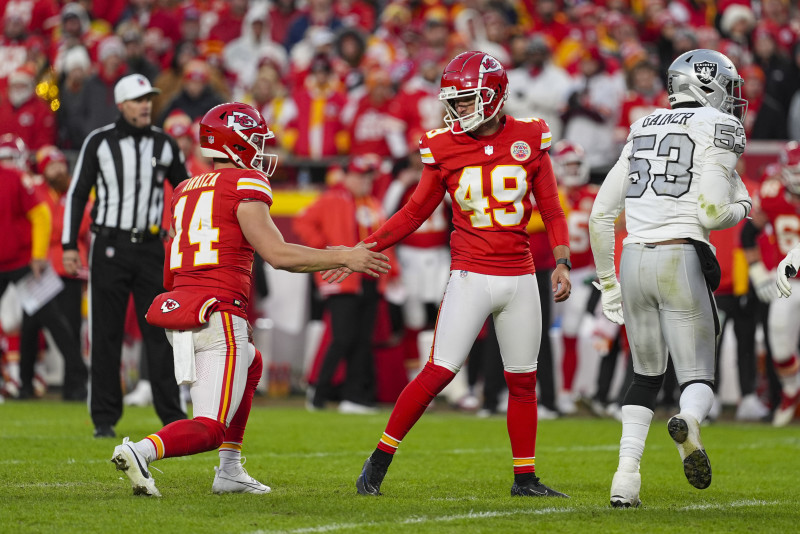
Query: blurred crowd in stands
[
  {"left": 1, "top": 0, "right": 800, "bottom": 422},
  {"left": 0, "top": 0, "right": 798, "bottom": 179}
]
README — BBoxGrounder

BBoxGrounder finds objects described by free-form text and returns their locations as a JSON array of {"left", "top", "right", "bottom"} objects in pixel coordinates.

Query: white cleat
[
  {"left": 735, "top": 393, "right": 770, "bottom": 421},
  {"left": 212, "top": 462, "right": 271, "bottom": 495},
  {"left": 111, "top": 437, "right": 161, "bottom": 497},
  {"left": 610, "top": 470, "right": 641, "bottom": 508},
  {"left": 537, "top": 405, "right": 560, "bottom": 420},
  {"left": 667, "top": 414, "right": 711, "bottom": 489},
  {"left": 123, "top": 380, "right": 153, "bottom": 407},
  {"left": 772, "top": 390, "right": 800, "bottom": 427},
  {"left": 338, "top": 400, "right": 378, "bottom": 415}
]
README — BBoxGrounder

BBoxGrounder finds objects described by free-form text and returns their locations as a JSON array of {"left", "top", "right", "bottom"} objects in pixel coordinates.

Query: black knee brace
[
  {"left": 679, "top": 379, "right": 715, "bottom": 393},
  {"left": 622, "top": 372, "right": 665, "bottom": 411}
]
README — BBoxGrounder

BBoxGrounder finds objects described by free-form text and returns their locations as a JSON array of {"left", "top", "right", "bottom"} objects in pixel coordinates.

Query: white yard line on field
[{"left": 247, "top": 500, "right": 781, "bottom": 534}]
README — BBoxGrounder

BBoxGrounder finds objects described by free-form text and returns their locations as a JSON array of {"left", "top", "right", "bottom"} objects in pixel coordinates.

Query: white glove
[
  {"left": 592, "top": 280, "right": 624, "bottom": 325},
  {"left": 731, "top": 171, "right": 752, "bottom": 217},
  {"left": 777, "top": 246, "right": 800, "bottom": 298},
  {"left": 749, "top": 261, "right": 777, "bottom": 303}
]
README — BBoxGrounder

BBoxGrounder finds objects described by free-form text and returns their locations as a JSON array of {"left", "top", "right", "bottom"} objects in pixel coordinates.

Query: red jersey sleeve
[
  {"left": 231, "top": 170, "right": 273, "bottom": 212},
  {"left": 365, "top": 164, "right": 446, "bottom": 251},
  {"left": 532, "top": 150, "right": 569, "bottom": 251}
]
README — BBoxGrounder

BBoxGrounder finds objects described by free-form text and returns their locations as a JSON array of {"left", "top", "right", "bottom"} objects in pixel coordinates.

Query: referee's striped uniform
[{"left": 63, "top": 116, "right": 189, "bottom": 433}]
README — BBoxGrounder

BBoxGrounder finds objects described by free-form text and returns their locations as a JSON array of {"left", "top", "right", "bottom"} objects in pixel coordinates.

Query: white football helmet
[
  {"left": 551, "top": 140, "right": 589, "bottom": 188},
  {"left": 667, "top": 49, "right": 747, "bottom": 121}
]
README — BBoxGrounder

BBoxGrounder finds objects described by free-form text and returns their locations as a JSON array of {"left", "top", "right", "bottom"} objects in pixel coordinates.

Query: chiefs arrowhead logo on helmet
[
  {"left": 480, "top": 55, "right": 501, "bottom": 73},
  {"left": 161, "top": 299, "right": 180, "bottom": 313},
  {"left": 227, "top": 111, "right": 258, "bottom": 131}
]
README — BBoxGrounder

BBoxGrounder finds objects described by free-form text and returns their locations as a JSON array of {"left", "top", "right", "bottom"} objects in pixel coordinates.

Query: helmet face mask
[
  {"left": 199, "top": 103, "right": 278, "bottom": 176},
  {"left": 780, "top": 141, "right": 800, "bottom": 195},
  {"left": 439, "top": 51, "right": 508, "bottom": 134},
  {"left": 667, "top": 49, "right": 748, "bottom": 122}
]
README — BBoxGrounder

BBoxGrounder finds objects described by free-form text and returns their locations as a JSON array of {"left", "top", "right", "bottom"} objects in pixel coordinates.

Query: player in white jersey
[{"left": 589, "top": 49, "right": 752, "bottom": 508}]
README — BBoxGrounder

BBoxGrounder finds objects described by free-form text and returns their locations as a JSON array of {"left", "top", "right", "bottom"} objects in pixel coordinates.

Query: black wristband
[{"left": 556, "top": 258, "right": 572, "bottom": 271}]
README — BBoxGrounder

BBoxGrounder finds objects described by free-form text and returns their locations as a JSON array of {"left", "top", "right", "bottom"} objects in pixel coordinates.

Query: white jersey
[
  {"left": 589, "top": 105, "right": 750, "bottom": 282},
  {"left": 622, "top": 107, "right": 745, "bottom": 244}
]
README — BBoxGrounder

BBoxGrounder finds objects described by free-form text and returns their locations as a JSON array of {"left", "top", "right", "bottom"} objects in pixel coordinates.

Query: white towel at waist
[{"left": 169, "top": 330, "right": 196, "bottom": 385}]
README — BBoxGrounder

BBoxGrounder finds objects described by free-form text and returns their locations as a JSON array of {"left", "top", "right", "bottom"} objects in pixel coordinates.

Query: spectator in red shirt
[
  {"left": 342, "top": 66, "right": 407, "bottom": 161},
  {"left": 0, "top": 136, "right": 85, "bottom": 401},
  {"left": 0, "top": 64, "right": 55, "bottom": 151},
  {"left": 22, "top": 145, "right": 91, "bottom": 401},
  {"left": 294, "top": 155, "right": 390, "bottom": 413},
  {"left": 207, "top": 0, "right": 249, "bottom": 44},
  {"left": 282, "top": 53, "right": 349, "bottom": 183},
  {"left": 0, "top": 0, "right": 58, "bottom": 40}
]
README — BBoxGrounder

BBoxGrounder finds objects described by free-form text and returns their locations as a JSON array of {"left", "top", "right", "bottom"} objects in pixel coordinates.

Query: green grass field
[{"left": 2, "top": 398, "right": 799, "bottom": 533}]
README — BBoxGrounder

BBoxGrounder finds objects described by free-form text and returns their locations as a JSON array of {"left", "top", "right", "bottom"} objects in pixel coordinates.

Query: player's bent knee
[
  {"left": 417, "top": 362, "right": 456, "bottom": 395},
  {"left": 195, "top": 416, "right": 226, "bottom": 450},
  {"left": 623, "top": 373, "right": 664, "bottom": 411},
  {"left": 504, "top": 370, "right": 537, "bottom": 400}
]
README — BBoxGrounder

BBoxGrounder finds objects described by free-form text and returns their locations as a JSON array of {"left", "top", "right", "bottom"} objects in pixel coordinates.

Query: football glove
[
  {"left": 749, "top": 261, "right": 777, "bottom": 303},
  {"left": 592, "top": 280, "right": 624, "bottom": 325},
  {"left": 777, "top": 246, "right": 800, "bottom": 298}
]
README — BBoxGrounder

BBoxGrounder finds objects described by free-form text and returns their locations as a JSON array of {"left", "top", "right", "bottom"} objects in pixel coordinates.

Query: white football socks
[
  {"left": 219, "top": 445, "right": 243, "bottom": 475},
  {"left": 679, "top": 383, "right": 714, "bottom": 424},
  {"left": 618, "top": 404, "right": 654, "bottom": 472}
]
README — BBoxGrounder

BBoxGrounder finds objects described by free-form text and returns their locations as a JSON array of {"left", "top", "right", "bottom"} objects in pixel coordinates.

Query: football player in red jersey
[
  {"left": 340, "top": 51, "right": 572, "bottom": 498},
  {"left": 549, "top": 140, "right": 600, "bottom": 414},
  {"left": 744, "top": 140, "right": 800, "bottom": 426},
  {"left": 109, "top": 102, "right": 390, "bottom": 497}
]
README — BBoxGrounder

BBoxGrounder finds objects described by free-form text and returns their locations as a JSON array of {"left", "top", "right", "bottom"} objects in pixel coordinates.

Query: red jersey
[
  {"left": 0, "top": 96, "right": 55, "bottom": 150},
  {"left": 0, "top": 168, "right": 41, "bottom": 271},
  {"left": 367, "top": 116, "right": 569, "bottom": 275},
  {"left": 167, "top": 168, "right": 273, "bottom": 315},
  {"left": 391, "top": 78, "right": 442, "bottom": 152},
  {"left": 564, "top": 184, "right": 599, "bottom": 269},
  {"left": 755, "top": 178, "right": 800, "bottom": 269}
]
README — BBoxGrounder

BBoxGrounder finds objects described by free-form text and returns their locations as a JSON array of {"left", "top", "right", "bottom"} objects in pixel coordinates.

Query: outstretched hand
[{"left": 322, "top": 242, "right": 389, "bottom": 283}]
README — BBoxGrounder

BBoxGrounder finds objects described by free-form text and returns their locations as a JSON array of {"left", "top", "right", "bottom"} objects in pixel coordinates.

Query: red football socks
[
  {"left": 505, "top": 370, "right": 538, "bottom": 474},
  {"left": 376, "top": 362, "right": 455, "bottom": 455},
  {"left": 562, "top": 336, "right": 578, "bottom": 392}
]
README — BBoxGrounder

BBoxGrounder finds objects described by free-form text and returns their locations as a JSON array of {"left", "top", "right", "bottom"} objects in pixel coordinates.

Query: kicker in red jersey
[
  {"left": 410, "top": 115, "right": 566, "bottom": 275},
  {"left": 166, "top": 167, "right": 273, "bottom": 314}
]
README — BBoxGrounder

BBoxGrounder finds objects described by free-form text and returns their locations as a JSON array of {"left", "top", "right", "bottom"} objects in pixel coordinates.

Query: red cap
[
  {"left": 35, "top": 145, "right": 66, "bottom": 174},
  {"left": 348, "top": 154, "right": 382, "bottom": 174}
]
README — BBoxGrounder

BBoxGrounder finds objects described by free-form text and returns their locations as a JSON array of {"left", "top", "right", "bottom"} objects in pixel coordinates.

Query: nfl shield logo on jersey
[
  {"left": 510, "top": 141, "right": 531, "bottom": 162},
  {"left": 694, "top": 61, "right": 717, "bottom": 84},
  {"left": 485, "top": 145, "right": 494, "bottom": 156}
]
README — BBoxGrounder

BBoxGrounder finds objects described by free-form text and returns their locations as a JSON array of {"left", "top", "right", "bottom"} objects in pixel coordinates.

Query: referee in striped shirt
[{"left": 62, "top": 74, "right": 188, "bottom": 438}]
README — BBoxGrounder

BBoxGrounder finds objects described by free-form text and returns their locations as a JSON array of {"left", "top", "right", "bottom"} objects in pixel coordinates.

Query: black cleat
[
  {"left": 94, "top": 425, "right": 116, "bottom": 438},
  {"left": 356, "top": 457, "right": 387, "bottom": 496},
  {"left": 511, "top": 475, "right": 569, "bottom": 498}
]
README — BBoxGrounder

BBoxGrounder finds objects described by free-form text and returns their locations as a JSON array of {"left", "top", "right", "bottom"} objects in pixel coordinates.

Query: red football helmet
[
  {"left": 199, "top": 103, "right": 278, "bottom": 176},
  {"left": 439, "top": 51, "right": 508, "bottom": 134},
  {"left": 780, "top": 140, "right": 800, "bottom": 195},
  {"left": 0, "top": 134, "right": 29, "bottom": 171},
  {"left": 551, "top": 140, "right": 589, "bottom": 187}
]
